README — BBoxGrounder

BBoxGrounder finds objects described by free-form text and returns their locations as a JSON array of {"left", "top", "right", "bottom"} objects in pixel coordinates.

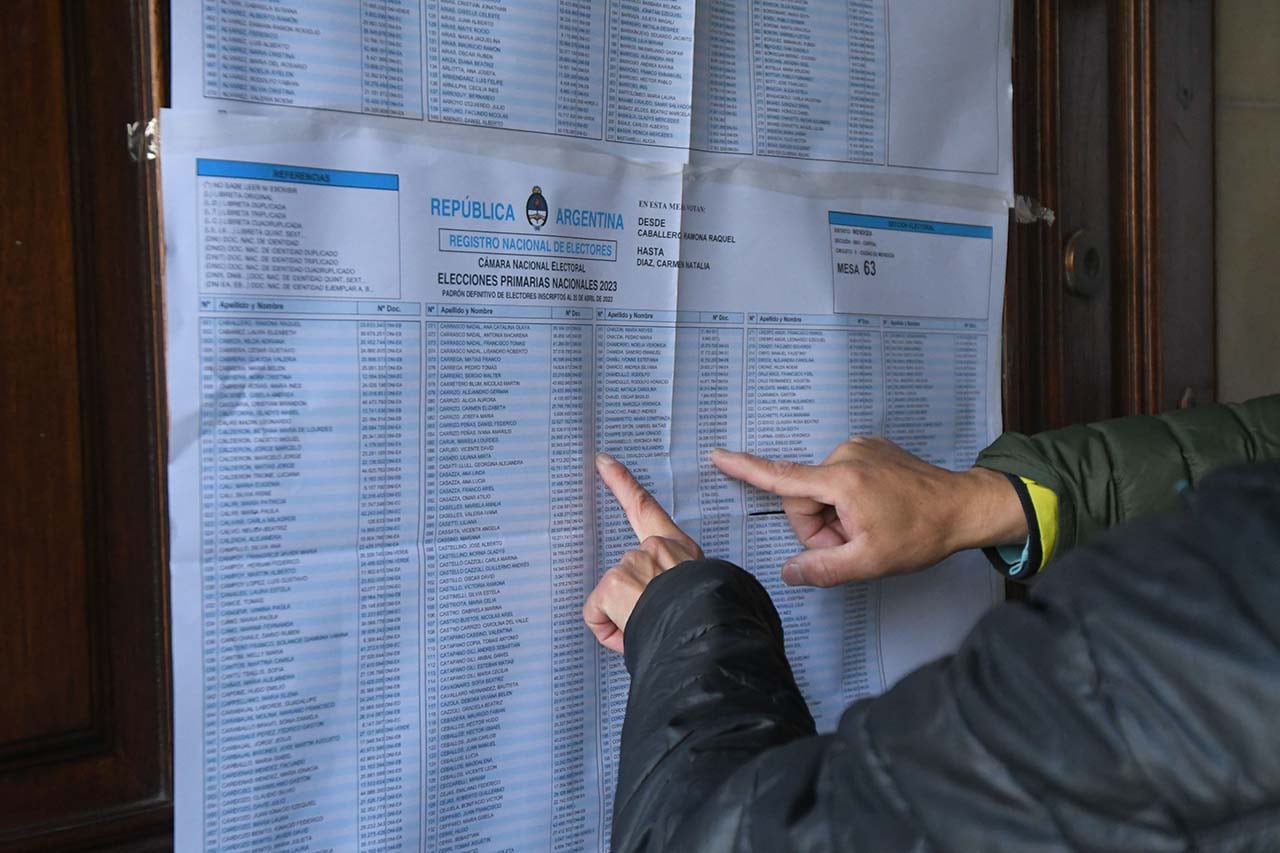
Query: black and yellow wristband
[{"left": 982, "top": 473, "right": 1059, "bottom": 580}]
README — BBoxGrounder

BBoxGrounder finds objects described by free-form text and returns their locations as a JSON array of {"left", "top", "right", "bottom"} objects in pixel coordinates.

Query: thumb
[{"left": 781, "top": 541, "right": 870, "bottom": 588}]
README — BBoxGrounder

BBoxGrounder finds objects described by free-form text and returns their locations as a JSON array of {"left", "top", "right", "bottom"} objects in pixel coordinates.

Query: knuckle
[
  {"left": 598, "top": 568, "right": 618, "bottom": 591},
  {"left": 770, "top": 458, "right": 802, "bottom": 485},
  {"left": 810, "top": 569, "right": 838, "bottom": 588},
  {"left": 602, "top": 564, "right": 630, "bottom": 591},
  {"left": 846, "top": 435, "right": 886, "bottom": 456},
  {"left": 808, "top": 556, "right": 841, "bottom": 588},
  {"left": 773, "top": 458, "right": 799, "bottom": 476},
  {"left": 643, "top": 537, "right": 677, "bottom": 565},
  {"left": 635, "top": 488, "right": 658, "bottom": 513}
]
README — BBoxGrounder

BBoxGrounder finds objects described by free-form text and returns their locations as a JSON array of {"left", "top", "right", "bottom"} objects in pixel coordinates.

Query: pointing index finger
[
  {"left": 596, "top": 453, "right": 684, "bottom": 542},
  {"left": 710, "top": 448, "right": 829, "bottom": 501}
]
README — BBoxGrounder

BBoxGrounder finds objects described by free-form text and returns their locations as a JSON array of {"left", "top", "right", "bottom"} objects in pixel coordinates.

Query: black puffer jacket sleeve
[
  {"left": 975, "top": 393, "right": 1280, "bottom": 556},
  {"left": 611, "top": 463, "right": 1280, "bottom": 851}
]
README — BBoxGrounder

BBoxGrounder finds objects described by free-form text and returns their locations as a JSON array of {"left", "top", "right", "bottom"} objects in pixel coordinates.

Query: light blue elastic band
[{"left": 996, "top": 539, "right": 1032, "bottom": 577}]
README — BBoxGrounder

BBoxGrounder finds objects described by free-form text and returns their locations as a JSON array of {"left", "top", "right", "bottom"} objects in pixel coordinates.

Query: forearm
[
  {"left": 976, "top": 393, "right": 1280, "bottom": 555},
  {"left": 614, "top": 560, "right": 816, "bottom": 851},
  {"left": 945, "top": 465, "right": 1028, "bottom": 551}
]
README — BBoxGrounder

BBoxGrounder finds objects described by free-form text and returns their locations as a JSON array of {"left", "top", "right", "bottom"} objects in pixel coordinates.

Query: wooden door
[
  {"left": 1005, "top": 1, "right": 1216, "bottom": 434},
  {"left": 0, "top": 1, "right": 171, "bottom": 849}
]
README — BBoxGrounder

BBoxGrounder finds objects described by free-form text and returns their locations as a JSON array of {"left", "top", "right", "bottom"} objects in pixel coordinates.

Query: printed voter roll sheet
[
  {"left": 172, "top": 0, "right": 1012, "bottom": 192},
  {"left": 163, "top": 108, "right": 1007, "bottom": 851}
]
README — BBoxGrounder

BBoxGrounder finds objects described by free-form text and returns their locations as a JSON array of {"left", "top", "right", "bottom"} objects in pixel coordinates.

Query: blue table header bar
[
  {"left": 197, "top": 159, "right": 399, "bottom": 191},
  {"left": 828, "top": 212, "right": 991, "bottom": 239}
]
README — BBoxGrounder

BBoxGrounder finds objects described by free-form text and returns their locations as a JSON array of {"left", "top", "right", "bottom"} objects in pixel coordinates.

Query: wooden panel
[
  {"left": 1005, "top": 0, "right": 1215, "bottom": 430},
  {"left": 1110, "top": 0, "right": 1216, "bottom": 414},
  {"left": 1110, "top": 0, "right": 1160, "bottom": 415},
  {"left": 0, "top": 0, "right": 96, "bottom": 753},
  {"left": 1154, "top": 1, "right": 1216, "bottom": 407},
  {"left": 1056, "top": 0, "right": 1118, "bottom": 425},
  {"left": 0, "top": 0, "right": 172, "bottom": 848},
  {"left": 1004, "top": 0, "right": 1120, "bottom": 433}
]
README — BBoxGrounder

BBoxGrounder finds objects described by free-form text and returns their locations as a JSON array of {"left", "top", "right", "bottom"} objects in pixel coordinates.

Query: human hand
[
  {"left": 583, "top": 453, "right": 703, "bottom": 654},
  {"left": 711, "top": 437, "right": 1025, "bottom": 587}
]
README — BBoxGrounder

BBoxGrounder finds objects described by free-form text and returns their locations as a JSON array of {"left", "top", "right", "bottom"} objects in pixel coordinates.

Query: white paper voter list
[
  {"left": 172, "top": 0, "right": 1011, "bottom": 189},
  {"left": 163, "top": 1, "right": 1013, "bottom": 850}
]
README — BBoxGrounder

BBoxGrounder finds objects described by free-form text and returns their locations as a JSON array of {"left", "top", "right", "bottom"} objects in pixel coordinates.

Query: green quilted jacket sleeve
[{"left": 975, "top": 394, "right": 1280, "bottom": 558}]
